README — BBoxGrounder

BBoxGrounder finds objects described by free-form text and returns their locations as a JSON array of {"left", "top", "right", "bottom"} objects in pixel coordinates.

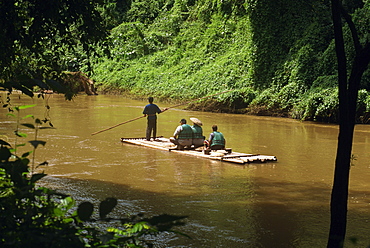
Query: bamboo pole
[
  {"left": 91, "top": 115, "right": 145, "bottom": 136},
  {"left": 91, "top": 89, "right": 233, "bottom": 136}
]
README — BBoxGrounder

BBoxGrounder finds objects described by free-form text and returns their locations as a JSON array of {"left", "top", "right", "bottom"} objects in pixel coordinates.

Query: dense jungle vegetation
[
  {"left": 0, "top": 0, "right": 369, "bottom": 247},
  {"left": 0, "top": 1, "right": 188, "bottom": 247},
  {"left": 91, "top": 0, "right": 370, "bottom": 123}
]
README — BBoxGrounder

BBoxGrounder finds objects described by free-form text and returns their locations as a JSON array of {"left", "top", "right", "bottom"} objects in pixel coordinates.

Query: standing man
[
  {"left": 143, "top": 97, "right": 166, "bottom": 141},
  {"left": 170, "top": 119, "right": 193, "bottom": 149}
]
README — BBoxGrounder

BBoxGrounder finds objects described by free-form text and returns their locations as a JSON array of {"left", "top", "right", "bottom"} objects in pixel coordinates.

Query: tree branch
[{"left": 339, "top": 4, "right": 361, "bottom": 53}]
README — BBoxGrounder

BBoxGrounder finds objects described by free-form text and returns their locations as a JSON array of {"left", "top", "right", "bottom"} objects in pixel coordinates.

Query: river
[{"left": 1, "top": 93, "right": 370, "bottom": 247}]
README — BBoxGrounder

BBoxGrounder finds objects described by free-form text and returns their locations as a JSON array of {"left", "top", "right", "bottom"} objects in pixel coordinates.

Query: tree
[
  {"left": 0, "top": 0, "right": 109, "bottom": 99},
  {"left": 327, "top": 1, "right": 370, "bottom": 247}
]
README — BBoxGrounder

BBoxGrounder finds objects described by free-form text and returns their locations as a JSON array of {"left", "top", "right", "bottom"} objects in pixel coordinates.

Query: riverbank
[
  {"left": 96, "top": 85, "right": 293, "bottom": 118},
  {"left": 94, "top": 83, "right": 370, "bottom": 124}
]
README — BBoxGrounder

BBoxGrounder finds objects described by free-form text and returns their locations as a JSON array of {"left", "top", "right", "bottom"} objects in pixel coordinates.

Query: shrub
[
  {"left": 0, "top": 103, "right": 189, "bottom": 247},
  {"left": 293, "top": 87, "right": 339, "bottom": 122}
]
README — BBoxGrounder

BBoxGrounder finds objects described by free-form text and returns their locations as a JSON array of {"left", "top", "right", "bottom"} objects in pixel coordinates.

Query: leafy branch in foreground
[{"left": 0, "top": 105, "right": 189, "bottom": 247}]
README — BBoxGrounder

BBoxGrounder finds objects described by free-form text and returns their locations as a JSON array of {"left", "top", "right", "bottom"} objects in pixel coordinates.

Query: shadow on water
[
  {"left": 41, "top": 171, "right": 370, "bottom": 248},
  {"left": 252, "top": 177, "right": 331, "bottom": 248},
  {"left": 252, "top": 176, "right": 370, "bottom": 248}
]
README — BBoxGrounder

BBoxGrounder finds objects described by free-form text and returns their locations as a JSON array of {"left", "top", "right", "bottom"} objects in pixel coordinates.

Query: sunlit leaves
[
  {"left": 55, "top": 196, "right": 75, "bottom": 217},
  {"left": 15, "top": 104, "right": 36, "bottom": 110},
  {"left": 22, "top": 114, "right": 34, "bottom": 120},
  {"left": 14, "top": 130, "right": 27, "bottom": 137}
]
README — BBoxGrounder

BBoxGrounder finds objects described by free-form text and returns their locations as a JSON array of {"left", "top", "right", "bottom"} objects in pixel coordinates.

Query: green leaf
[
  {"left": 63, "top": 217, "right": 74, "bottom": 224},
  {"left": 28, "top": 140, "right": 46, "bottom": 149},
  {"left": 6, "top": 113, "right": 15, "bottom": 117},
  {"left": 60, "top": 196, "right": 75, "bottom": 210},
  {"left": 130, "top": 222, "right": 148, "bottom": 233},
  {"left": 14, "top": 131, "right": 27, "bottom": 137},
  {"left": 53, "top": 208, "right": 64, "bottom": 218},
  {"left": 21, "top": 123, "right": 35, "bottom": 129},
  {"left": 18, "top": 104, "right": 36, "bottom": 110},
  {"left": 22, "top": 114, "right": 34, "bottom": 119}
]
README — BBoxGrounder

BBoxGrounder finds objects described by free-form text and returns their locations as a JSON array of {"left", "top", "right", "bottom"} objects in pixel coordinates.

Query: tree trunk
[
  {"left": 327, "top": 0, "right": 370, "bottom": 247},
  {"left": 328, "top": 45, "right": 370, "bottom": 248}
]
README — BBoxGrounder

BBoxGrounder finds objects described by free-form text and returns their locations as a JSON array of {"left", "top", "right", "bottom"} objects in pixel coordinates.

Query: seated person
[
  {"left": 190, "top": 117, "right": 205, "bottom": 148},
  {"left": 205, "top": 124, "right": 225, "bottom": 150},
  {"left": 170, "top": 119, "right": 193, "bottom": 149}
]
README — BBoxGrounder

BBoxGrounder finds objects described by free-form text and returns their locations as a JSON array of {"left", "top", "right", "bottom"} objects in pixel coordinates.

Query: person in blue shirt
[{"left": 143, "top": 97, "right": 167, "bottom": 141}]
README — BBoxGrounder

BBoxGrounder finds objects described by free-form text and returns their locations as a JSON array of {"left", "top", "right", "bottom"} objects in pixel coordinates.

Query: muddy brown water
[{"left": 1, "top": 93, "right": 370, "bottom": 247}]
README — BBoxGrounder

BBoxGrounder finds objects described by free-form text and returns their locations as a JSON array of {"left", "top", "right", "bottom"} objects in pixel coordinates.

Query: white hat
[{"left": 190, "top": 117, "right": 203, "bottom": 126}]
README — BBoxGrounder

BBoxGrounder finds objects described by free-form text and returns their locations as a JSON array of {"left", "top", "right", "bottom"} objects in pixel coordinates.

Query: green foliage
[
  {"left": 0, "top": 138, "right": 82, "bottom": 248},
  {"left": 218, "top": 88, "right": 257, "bottom": 109},
  {"left": 91, "top": 0, "right": 369, "bottom": 122},
  {"left": 2, "top": 0, "right": 369, "bottom": 122},
  {"left": 293, "top": 87, "right": 339, "bottom": 122},
  {"left": 0, "top": 0, "right": 109, "bottom": 100},
  {"left": 249, "top": 82, "right": 307, "bottom": 116}
]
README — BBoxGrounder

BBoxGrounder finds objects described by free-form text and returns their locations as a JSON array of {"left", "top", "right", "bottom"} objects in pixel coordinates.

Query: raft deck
[{"left": 121, "top": 137, "right": 277, "bottom": 165}]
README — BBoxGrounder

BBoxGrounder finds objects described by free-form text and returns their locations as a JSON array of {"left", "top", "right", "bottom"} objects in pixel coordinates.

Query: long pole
[
  {"left": 91, "top": 89, "right": 233, "bottom": 136},
  {"left": 91, "top": 115, "right": 145, "bottom": 136}
]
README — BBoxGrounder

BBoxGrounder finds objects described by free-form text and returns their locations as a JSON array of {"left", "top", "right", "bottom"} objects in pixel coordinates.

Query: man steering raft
[{"left": 143, "top": 97, "right": 167, "bottom": 141}]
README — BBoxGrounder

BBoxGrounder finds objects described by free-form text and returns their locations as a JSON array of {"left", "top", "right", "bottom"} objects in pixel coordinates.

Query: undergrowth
[{"left": 90, "top": 0, "right": 370, "bottom": 123}]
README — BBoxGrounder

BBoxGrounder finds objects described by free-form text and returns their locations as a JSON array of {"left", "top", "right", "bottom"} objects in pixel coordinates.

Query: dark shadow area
[{"left": 40, "top": 172, "right": 370, "bottom": 248}]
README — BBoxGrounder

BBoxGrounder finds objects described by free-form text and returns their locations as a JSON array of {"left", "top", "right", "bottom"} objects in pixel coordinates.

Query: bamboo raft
[{"left": 120, "top": 137, "right": 277, "bottom": 165}]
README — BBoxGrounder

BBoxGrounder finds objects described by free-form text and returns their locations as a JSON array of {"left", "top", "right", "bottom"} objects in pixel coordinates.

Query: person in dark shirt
[{"left": 143, "top": 97, "right": 167, "bottom": 141}]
